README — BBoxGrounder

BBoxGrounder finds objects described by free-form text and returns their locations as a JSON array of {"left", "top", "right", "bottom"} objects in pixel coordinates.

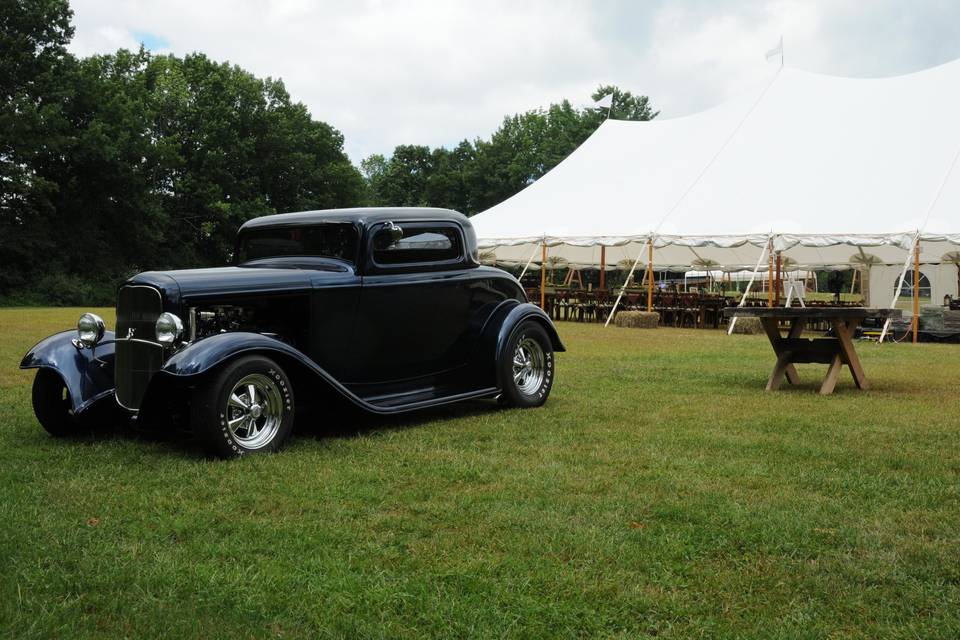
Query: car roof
[{"left": 239, "top": 207, "right": 470, "bottom": 232}]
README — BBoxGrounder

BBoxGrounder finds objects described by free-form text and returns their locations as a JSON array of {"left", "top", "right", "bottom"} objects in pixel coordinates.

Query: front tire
[
  {"left": 499, "top": 321, "right": 555, "bottom": 407},
  {"left": 31, "top": 369, "right": 88, "bottom": 437},
  {"left": 191, "top": 356, "right": 295, "bottom": 458}
]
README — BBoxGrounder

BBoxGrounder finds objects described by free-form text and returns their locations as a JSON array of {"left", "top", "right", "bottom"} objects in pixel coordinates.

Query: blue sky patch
[{"left": 133, "top": 31, "right": 169, "bottom": 50}]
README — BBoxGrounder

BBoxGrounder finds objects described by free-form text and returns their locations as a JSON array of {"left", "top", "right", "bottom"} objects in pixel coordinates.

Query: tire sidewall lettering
[
  {"left": 217, "top": 361, "right": 293, "bottom": 455},
  {"left": 509, "top": 325, "right": 554, "bottom": 403}
]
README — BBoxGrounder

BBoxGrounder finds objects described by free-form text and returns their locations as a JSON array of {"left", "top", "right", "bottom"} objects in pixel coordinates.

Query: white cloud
[
  {"left": 72, "top": 24, "right": 140, "bottom": 55},
  {"left": 67, "top": 0, "right": 960, "bottom": 162}
]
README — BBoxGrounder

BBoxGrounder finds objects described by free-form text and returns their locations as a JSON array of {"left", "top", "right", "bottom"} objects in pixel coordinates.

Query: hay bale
[
  {"left": 922, "top": 305, "right": 944, "bottom": 319},
  {"left": 943, "top": 309, "right": 960, "bottom": 328},
  {"left": 730, "top": 316, "right": 763, "bottom": 335},
  {"left": 613, "top": 310, "right": 660, "bottom": 329}
]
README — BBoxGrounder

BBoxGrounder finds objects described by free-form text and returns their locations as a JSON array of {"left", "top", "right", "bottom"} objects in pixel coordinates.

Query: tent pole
[
  {"left": 540, "top": 242, "right": 546, "bottom": 311},
  {"left": 646, "top": 240, "right": 654, "bottom": 312},
  {"left": 767, "top": 245, "right": 774, "bottom": 308},
  {"left": 879, "top": 233, "right": 919, "bottom": 343},
  {"left": 604, "top": 241, "right": 647, "bottom": 327},
  {"left": 599, "top": 245, "right": 606, "bottom": 290},
  {"left": 775, "top": 251, "right": 782, "bottom": 306},
  {"left": 728, "top": 239, "right": 769, "bottom": 335},
  {"left": 913, "top": 240, "right": 920, "bottom": 344}
]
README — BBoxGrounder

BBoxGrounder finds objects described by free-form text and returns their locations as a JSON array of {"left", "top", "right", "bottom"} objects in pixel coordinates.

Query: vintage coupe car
[{"left": 21, "top": 208, "right": 563, "bottom": 457}]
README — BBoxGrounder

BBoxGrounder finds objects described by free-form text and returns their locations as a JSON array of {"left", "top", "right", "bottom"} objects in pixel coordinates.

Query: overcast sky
[{"left": 67, "top": 0, "right": 960, "bottom": 163}]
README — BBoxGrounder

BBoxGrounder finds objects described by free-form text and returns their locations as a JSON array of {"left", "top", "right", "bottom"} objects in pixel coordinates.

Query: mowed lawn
[{"left": 1, "top": 307, "right": 958, "bottom": 639}]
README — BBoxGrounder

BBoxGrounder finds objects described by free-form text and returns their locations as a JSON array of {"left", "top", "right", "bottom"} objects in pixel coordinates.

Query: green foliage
[
  {"left": 3, "top": 310, "right": 960, "bottom": 637},
  {"left": 364, "top": 85, "right": 657, "bottom": 215},
  {"left": 0, "top": 4, "right": 364, "bottom": 304},
  {"left": 0, "top": 273, "right": 118, "bottom": 306},
  {"left": 591, "top": 83, "right": 659, "bottom": 121},
  {"left": 0, "top": 0, "right": 76, "bottom": 293},
  {"left": 0, "top": 4, "right": 656, "bottom": 305}
]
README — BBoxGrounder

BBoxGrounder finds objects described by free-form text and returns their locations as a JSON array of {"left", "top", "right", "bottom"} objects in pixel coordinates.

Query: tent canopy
[{"left": 472, "top": 61, "right": 960, "bottom": 271}]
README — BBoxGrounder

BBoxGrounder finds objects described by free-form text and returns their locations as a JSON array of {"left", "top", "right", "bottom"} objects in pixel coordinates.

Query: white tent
[{"left": 472, "top": 61, "right": 960, "bottom": 306}]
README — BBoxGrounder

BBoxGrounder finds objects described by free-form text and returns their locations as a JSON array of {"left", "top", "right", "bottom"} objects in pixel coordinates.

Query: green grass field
[{"left": 1, "top": 307, "right": 958, "bottom": 639}]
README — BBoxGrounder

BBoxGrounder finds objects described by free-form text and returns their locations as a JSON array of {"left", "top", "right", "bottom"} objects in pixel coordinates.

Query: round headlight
[
  {"left": 77, "top": 313, "right": 105, "bottom": 347},
  {"left": 155, "top": 312, "right": 184, "bottom": 345}
]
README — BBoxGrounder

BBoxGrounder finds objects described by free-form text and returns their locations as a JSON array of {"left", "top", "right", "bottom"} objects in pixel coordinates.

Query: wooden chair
[{"left": 679, "top": 293, "right": 699, "bottom": 328}]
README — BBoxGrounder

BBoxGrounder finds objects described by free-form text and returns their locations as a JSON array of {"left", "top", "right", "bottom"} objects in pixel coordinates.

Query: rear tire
[
  {"left": 32, "top": 369, "right": 88, "bottom": 437},
  {"left": 191, "top": 356, "right": 295, "bottom": 459},
  {"left": 499, "top": 321, "right": 555, "bottom": 407}
]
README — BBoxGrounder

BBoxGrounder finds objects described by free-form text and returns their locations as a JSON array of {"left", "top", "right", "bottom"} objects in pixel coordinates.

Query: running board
[{"left": 359, "top": 386, "right": 500, "bottom": 412}]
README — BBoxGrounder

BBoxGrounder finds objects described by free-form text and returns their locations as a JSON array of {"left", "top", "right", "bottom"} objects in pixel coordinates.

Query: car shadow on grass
[
  {"left": 55, "top": 416, "right": 209, "bottom": 459},
  {"left": 47, "top": 396, "right": 507, "bottom": 459}
]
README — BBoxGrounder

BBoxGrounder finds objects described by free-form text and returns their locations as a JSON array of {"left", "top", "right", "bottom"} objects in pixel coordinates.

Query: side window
[{"left": 372, "top": 225, "right": 462, "bottom": 265}]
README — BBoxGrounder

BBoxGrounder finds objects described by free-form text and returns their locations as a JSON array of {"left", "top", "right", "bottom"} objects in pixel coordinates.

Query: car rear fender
[
  {"left": 19, "top": 330, "right": 117, "bottom": 414},
  {"left": 473, "top": 301, "right": 565, "bottom": 388}
]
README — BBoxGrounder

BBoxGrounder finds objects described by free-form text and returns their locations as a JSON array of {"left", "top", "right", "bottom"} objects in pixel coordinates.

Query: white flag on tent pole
[
  {"left": 594, "top": 93, "right": 614, "bottom": 119},
  {"left": 765, "top": 36, "right": 783, "bottom": 66}
]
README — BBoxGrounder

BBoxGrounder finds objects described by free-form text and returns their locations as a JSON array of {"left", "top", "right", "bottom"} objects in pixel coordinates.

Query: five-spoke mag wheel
[{"left": 226, "top": 373, "right": 286, "bottom": 450}]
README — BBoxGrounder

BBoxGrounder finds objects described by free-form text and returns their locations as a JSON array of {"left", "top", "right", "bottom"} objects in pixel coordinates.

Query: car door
[{"left": 350, "top": 221, "right": 474, "bottom": 385}]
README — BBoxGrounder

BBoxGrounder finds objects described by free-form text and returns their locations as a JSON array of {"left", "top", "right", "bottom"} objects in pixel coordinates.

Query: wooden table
[{"left": 724, "top": 307, "right": 902, "bottom": 394}]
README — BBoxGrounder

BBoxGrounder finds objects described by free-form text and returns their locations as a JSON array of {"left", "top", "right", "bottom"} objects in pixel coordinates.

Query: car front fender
[
  {"left": 20, "top": 330, "right": 117, "bottom": 413},
  {"left": 159, "top": 332, "right": 324, "bottom": 378},
  {"left": 155, "top": 332, "right": 373, "bottom": 411}
]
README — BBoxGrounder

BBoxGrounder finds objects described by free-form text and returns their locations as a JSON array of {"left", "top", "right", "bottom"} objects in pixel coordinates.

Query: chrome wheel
[
  {"left": 512, "top": 337, "right": 546, "bottom": 395},
  {"left": 226, "top": 373, "right": 284, "bottom": 449}
]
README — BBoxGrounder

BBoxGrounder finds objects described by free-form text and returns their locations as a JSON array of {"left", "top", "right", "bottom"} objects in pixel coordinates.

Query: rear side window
[
  {"left": 238, "top": 224, "right": 358, "bottom": 263},
  {"left": 373, "top": 225, "right": 462, "bottom": 265}
]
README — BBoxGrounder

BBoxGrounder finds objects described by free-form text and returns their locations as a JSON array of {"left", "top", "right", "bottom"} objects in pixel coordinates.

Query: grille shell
[{"left": 115, "top": 285, "right": 165, "bottom": 410}]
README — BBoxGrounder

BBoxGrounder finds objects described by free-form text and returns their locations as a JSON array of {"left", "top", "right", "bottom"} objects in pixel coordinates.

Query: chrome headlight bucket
[
  {"left": 77, "top": 313, "right": 106, "bottom": 347},
  {"left": 155, "top": 312, "right": 184, "bottom": 345}
]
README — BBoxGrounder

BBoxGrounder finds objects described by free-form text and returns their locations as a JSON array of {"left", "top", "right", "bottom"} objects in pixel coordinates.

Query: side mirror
[{"left": 385, "top": 221, "right": 403, "bottom": 242}]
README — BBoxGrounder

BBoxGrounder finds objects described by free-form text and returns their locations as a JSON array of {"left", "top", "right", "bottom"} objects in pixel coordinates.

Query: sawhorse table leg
[
  {"left": 824, "top": 318, "right": 868, "bottom": 393},
  {"left": 760, "top": 317, "right": 805, "bottom": 391}
]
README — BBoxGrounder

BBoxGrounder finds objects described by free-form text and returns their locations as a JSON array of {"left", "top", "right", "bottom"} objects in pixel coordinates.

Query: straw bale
[
  {"left": 730, "top": 316, "right": 763, "bottom": 335},
  {"left": 613, "top": 311, "right": 660, "bottom": 329}
]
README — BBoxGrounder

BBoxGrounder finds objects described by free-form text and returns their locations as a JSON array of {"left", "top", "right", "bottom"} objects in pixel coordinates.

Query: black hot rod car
[{"left": 21, "top": 208, "right": 563, "bottom": 457}]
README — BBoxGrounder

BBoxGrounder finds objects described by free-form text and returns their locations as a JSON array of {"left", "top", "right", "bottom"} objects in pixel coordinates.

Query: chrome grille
[{"left": 115, "top": 285, "right": 164, "bottom": 410}]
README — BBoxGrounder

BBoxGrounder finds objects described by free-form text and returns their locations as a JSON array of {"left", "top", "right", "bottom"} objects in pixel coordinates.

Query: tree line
[
  {"left": 1, "top": 0, "right": 656, "bottom": 305},
  {"left": 361, "top": 87, "right": 657, "bottom": 215}
]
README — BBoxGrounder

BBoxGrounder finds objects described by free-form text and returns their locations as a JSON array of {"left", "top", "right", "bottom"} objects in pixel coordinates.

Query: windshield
[{"left": 237, "top": 224, "right": 358, "bottom": 264}]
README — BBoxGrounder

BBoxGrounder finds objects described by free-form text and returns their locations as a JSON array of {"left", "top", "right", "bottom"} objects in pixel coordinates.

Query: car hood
[{"left": 127, "top": 264, "right": 355, "bottom": 303}]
